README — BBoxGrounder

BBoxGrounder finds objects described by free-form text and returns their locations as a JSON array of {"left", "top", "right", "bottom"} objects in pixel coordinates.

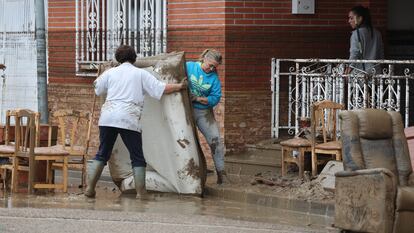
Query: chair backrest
[
  {"left": 34, "top": 112, "right": 41, "bottom": 147},
  {"left": 52, "top": 109, "right": 91, "bottom": 155},
  {"left": 311, "top": 100, "right": 344, "bottom": 145},
  {"left": 14, "top": 109, "right": 36, "bottom": 155},
  {"left": 4, "top": 110, "right": 13, "bottom": 146},
  {"left": 340, "top": 108, "right": 413, "bottom": 186},
  {"left": 4, "top": 109, "right": 41, "bottom": 147}
]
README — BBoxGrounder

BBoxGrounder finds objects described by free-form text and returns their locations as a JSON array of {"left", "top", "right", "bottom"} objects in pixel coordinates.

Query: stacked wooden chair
[
  {"left": 13, "top": 109, "right": 70, "bottom": 193},
  {"left": 0, "top": 109, "right": 71, "bottom": 193}
]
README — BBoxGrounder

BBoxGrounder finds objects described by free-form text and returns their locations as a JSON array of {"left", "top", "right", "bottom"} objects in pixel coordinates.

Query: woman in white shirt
[{"left": 85, "top": 45, "right": 186, "bottom": 199}]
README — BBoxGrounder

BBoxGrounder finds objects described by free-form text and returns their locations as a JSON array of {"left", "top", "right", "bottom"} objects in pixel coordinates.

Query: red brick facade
[{"left": 47, "top": 0, "right": 387, "bottom": 155}]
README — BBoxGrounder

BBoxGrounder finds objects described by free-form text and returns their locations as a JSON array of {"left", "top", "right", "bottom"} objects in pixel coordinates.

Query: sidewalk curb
[{"left": 204, "top": 185, "right": 335, "bottom": 217}]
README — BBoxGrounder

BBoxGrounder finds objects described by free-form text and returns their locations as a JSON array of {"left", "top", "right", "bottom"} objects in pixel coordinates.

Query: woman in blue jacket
[{"left": 186, "top": 49, "right": 228, "bottom": 184}]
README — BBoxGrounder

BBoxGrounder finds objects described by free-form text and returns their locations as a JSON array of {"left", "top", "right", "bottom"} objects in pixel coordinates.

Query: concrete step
[{"left": 225, "top": 138, "right": 283, "bottom": 177}]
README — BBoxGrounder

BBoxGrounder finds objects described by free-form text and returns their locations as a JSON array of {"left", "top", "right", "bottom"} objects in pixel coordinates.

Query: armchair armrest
[
  {"left": 409, "top": 172, "right": 414, "bottom": 186},
  {"left": 335, "top": 168, "right": 397, "bottom": 233},
  {"left": 335, "top": 167, "right": 396, "bottom": 178}
]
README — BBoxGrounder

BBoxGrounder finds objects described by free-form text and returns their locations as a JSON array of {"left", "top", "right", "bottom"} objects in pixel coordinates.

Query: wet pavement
[{"left": 0, "top": 176, "right": 338, "bottom": 233}]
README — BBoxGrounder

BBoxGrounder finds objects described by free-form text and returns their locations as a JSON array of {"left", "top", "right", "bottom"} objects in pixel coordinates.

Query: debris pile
[{"left": 251, "top": 172, "right": 334, "bottom": 203}]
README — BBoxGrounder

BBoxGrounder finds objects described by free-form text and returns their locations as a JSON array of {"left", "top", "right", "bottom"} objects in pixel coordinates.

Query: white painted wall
[{"left": 0, "top": 0, "right": 38, "bottom": 123}]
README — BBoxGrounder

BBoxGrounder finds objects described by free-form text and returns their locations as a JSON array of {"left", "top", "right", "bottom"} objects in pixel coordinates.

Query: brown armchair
[{"left": 335, "top": 109, "right": 414, "bottom": 233}]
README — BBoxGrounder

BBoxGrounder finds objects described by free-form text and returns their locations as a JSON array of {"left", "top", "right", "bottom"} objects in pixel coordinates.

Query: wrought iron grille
[
  {"left": 76, "top": 0, "right": 167, "bottom": 76},
  {"left": 271, "top": 58, "right": 414, "bottom": 138}
]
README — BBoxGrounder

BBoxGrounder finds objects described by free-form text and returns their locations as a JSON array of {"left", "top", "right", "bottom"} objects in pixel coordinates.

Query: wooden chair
[
  {"left": 0, "top": 110, "right": 50, "bottom": 190},
  {"left": 12, "top": 109, "right": 70, "bottom": 193},
  {"left": 0, "top": 110, "right": 16, "bottom": 189},
  {"left": 11, "top": 109, "right": 36, "bottom": 192},
  {"left": 281, "top": 138, "right": 311, "bottom": 178},
  {"left": 310, "top": 100, "right": 344, "bottom": 177},
  {"left": 51, "top": 110, "right": 92, "bottom": 188}
]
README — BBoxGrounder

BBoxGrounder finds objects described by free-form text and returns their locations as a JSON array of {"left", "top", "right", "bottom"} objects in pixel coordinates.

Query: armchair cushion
[
  {"left": 356, "top": 109, "right": 393, "bottom": 139},
  {"left": 360, "top": 138, "right": 398, "bottom": 176}
]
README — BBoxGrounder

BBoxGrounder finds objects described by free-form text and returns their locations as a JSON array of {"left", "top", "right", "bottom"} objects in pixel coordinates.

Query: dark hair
[
  {"left": 350, "top": 5, "right": 373, "bottom": 36},
  {"left": 115, "top": 45, "right": 137, "bottom": 64}
]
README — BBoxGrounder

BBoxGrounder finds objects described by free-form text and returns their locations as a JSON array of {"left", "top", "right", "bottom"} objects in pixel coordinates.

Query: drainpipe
[{"left": 35, "top": 0, "right": 48, "bottom": 123}]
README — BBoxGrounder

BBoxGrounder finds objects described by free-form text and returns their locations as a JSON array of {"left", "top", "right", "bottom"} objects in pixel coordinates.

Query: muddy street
[{"left": 0, "top": 176, "right": 338, "bottom": 233}]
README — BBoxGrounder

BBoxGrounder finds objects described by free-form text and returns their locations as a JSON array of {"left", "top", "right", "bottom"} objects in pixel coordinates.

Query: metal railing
[
  {"left": 75, "top": 0, "right": 167, "bottom": 76},
  {"left": 271, "top": 58, "right": 414, "bottom": 138}
]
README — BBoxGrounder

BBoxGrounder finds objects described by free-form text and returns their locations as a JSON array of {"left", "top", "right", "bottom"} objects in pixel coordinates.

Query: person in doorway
[
  {"left": 85, "top": 45, "right": 187, "bottom": 199},
  {"left": 186, "top": 49, "right": 229, "bottom": 184},
  {"left": 347, "top": 5, "right": 384, "bottom": 74}
]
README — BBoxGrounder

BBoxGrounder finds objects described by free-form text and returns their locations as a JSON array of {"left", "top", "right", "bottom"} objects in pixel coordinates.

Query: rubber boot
[
  {"left": 133, "top": 167, "right": 147, "bottom": 199},
  {"left": 216, "top": 170, "right": 232, "bottom": 185},
  {"left": 84, "top": 160, "right": 105, "bottom": 198}
]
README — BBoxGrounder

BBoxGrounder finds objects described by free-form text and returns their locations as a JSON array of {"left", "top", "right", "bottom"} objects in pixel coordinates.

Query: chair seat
[
  {"left": 280, "top": 138, "right": 311, "bottom": 147},
  {"left": 396, "top": 186, "right": 414, "bottom": 211},
  {"left": 52, "top": 162, "right": 84, "bottom": 170},
  {"left": 63, "top": 145, "right": 86, "bottom": 155},
  {"left": 0, "top": 145, "right": 14, "bottom": 154},
  {"left": 315, "top": 140, "right": 342, "bottom": 150},
  {"left": 34, "top": 145, "right": 70, "bottom": 156}
]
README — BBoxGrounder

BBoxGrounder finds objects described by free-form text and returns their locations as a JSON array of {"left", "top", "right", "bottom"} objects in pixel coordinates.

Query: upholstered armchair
[{"left": 335, "top": 109, "right": 414, "bottom": 233}]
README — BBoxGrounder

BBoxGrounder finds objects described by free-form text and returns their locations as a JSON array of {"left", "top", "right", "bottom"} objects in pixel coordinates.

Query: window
[{"left": 76, "top": 0, "right": 167, "bottom": 76}]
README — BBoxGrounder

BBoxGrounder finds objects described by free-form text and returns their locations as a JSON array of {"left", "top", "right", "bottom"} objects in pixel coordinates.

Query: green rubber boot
[
  {"left": 84, "top": 160, "right": 105, "bottom": 198},
  {"left": 133, "top": 167, "right": 147, "bottom": 199}
]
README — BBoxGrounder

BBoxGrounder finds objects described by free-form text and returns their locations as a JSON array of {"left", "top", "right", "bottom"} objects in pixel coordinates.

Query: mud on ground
[{"left": 218, "top": 171, "right": 335, "bottom": 205}]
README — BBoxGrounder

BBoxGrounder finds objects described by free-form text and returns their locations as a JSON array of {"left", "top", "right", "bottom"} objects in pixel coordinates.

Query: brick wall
[
  {"left": 47, "top": 0, "right": 388, "bottom": 156},
  {"left": 223, "top": 0, "right": 387, "bottom": 151},
  {"left": 48, "top": 0, "right": 91, "bottom": 84}
]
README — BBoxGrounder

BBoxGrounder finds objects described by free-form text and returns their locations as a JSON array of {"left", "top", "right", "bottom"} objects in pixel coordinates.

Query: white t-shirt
[{"left": 94, "top": 62, "right": 166, "bottom": 132}]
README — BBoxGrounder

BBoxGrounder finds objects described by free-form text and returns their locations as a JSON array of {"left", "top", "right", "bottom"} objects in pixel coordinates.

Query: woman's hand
[
  {"left": 196, "top": 97, "right": 208, "bottom": 105},
  {"left": 180, "top": 77, "right": 188, "bottom": 90}
]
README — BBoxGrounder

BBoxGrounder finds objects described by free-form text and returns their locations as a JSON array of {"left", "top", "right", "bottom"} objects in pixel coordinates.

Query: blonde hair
[{"left": 198, "top": 49, "right": 222, "bottom": 64}]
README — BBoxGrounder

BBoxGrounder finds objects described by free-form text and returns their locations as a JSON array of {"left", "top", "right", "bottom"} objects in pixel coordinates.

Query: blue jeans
[
  {"left": 193, "top": 108, "right": 225, "bottom": 171},
  {"left": 94, "top": 126, "right": 146, "bottom": 168}
]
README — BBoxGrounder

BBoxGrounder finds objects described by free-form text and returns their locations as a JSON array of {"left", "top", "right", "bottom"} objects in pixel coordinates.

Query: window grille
[{"left": 76, "top": 0, "right": 167, "bottom": 76}]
